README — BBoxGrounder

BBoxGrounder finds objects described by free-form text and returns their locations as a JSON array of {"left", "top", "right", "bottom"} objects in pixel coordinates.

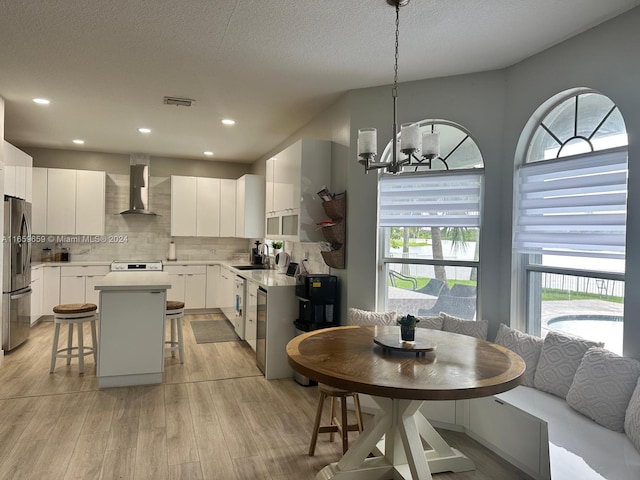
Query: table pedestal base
[{"left": 316, "top": 396, "right": 475, "bottom": 480}]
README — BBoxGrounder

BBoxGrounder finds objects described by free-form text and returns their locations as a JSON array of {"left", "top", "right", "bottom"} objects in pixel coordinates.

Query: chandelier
[{"left": 357, "top": 0, "right": 440, "bottom": 174}]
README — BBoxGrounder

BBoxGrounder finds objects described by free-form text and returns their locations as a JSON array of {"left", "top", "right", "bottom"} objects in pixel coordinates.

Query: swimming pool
[{"left": 547, "top": 314, "right": 623, "bottom": 354}]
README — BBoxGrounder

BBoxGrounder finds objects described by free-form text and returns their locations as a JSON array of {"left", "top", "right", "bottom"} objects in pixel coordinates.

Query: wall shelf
[{"left": 320, "top": 193, "right": 346, "bottom": 269}]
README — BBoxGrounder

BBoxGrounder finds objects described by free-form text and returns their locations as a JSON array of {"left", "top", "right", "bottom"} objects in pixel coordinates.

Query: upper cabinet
[
  {"left": 265, "top": 139, "right": 331, "bottom": 241},
  {"left": 171, "top": 174, "right": 264, "bottom": 238},
  {"left": 236, "top": 174, "right": 265, "bottom": 239},
  {"left": 34, "top": 167, "right": 106, "bottom": 235},
  {"left": 3, "top": 141, "right": 32, "bottom": 201}
]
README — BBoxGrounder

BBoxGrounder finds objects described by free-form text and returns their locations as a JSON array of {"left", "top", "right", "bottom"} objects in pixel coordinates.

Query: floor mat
[{"left": 190, "top": 319, "right": 240, "bottom": 344}]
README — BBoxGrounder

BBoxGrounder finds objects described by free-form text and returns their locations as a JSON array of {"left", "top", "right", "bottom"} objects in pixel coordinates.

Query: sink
[{"left": 232, "top": 265, "right": 269, "bottom": 270}]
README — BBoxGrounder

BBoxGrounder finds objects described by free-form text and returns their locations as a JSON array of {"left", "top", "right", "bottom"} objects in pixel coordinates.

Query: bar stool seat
[
  {"left": 308, "top": 383, "right": 364, "bottom": 456},
  {"left": 50, "top": 303, "right": 98, "bottom": 375},
  {"left": 165, "top": 300, "right": 185, "bottom": 363}
]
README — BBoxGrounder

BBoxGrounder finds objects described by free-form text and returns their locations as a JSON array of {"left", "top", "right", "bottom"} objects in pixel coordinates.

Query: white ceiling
[{"left": 1, "top": 0, "right": 638, "bottom": 164}]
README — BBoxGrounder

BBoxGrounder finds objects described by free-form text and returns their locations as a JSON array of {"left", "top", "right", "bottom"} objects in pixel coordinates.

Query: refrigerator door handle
[
  {"left": 10, "top": 288, "right": 32, "bottom": 301},
  {"left": 20, "top": 211, "right": 32, "bottom": 274}
]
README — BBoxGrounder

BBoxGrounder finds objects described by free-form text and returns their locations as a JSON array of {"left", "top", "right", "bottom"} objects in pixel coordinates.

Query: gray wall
[{"left": 269, "top": 6, "right": 640, "bottom": 357}]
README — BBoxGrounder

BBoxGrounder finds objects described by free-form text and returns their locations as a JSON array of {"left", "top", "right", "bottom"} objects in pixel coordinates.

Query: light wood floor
[{"left": 0, "top": 312, "right": 532, "bottom": 480}]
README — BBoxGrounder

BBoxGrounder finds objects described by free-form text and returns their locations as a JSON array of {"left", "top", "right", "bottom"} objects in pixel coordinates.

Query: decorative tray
[{"left": 373, "top": 333, "right": 436, "bottom": 357}]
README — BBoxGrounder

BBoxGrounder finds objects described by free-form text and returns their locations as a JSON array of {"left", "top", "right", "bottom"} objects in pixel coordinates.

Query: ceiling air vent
[{"left": 163, "top": 96, "right": 195, "bottom": 107}]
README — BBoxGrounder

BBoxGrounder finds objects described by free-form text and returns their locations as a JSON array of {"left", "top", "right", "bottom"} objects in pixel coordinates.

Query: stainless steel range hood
[{"left": 120, "top": 163, "right": 157, "bottom": 215}]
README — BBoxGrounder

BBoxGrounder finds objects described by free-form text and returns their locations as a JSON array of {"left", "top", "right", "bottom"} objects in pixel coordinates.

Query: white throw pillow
[
  {"left": 415, "top": 315, "right": 443, "bottom": 331},
  {"left": 534, "top": 331, "right": 602, "bottom": 399},
  {"left": 440, "top": 313, "right": 488, "bottom": 340},
  {"left": 494, "top": 323, "right": 543, "bottom": 388},
  {"left": 567, "top": 347, "right": 640, "bottom": 432},
  {"left": 347, "top": 307, "right": 397, "bottom": 326},
  {"left": 625, "top": 378, "right": 640, "bottom": 452}
]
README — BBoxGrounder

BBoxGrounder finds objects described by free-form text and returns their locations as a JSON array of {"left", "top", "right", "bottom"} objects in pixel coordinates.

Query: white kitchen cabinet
[
  {"left": 164, "top": 264, "right": 206, "bottom": 308},
  {"left": 42, "top": 266, "right": 61, "bottom": 315},
  {"left": 75, "top": 170, "right": 106, "bottom": 235},
  {"left": 196, "top": 177, "right": 220, "bottom": 236},
  {"left": 219, "top": 179, "right": 236, "bottom": 237},
  {"left": 46, "top": 169, "right": 76, "bottom": 234},
  {"left": 3, "top": 141, "right": 32, "bottom": 201},
  {"left": 219, "top": 265, "right": 235, "bottom": 320},
  {"left": 205, "top": 265, "right": 220, "bottom": 308},
  {"left": 266, "top": 139, "right": 331, "bottom": 242},
  {"left": 59, "top": 265, "right": 109, "bottom": 305},
  {"left": 30, "top": 267, "right": 43, "bottom": 324},
  {"left": 235, "top": 174, "right": 265, "bottom": 238},
  {"left": 32, "top": 168, "right": 47, "bottom": 233},
  {"left": 40, "top": 168, "right": 105, "bottom": 235},
  {"left": 245, "top": 280, "right": 258, "bottom": 351},
  {"left": 170, "top": 176, "right": 197, "bottom": 236},
  {"left": 171, "top": 176, "right": 225, "bottom": 237}
]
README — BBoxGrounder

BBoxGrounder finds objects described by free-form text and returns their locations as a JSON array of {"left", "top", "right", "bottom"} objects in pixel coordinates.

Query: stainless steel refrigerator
[{"left": 2, "top": 196, "right": 32, "bottom": 351}]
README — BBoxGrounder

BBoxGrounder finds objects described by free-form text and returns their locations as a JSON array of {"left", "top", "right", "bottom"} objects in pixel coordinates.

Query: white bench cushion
[
  {"left": 567, "top": 347, "right": 640, "bottom": 432},
  {"left": 440, "top": 313, "right": 488, "bottom": 339},
  {"left": 415, "top": 315, "right": 443, "bottom": 330}
]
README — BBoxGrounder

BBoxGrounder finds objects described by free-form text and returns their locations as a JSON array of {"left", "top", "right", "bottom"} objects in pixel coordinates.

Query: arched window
[
  {"left": 513, "top": 91, "right": 627, "bottom": 353},
  {"left": 377, "top": 120, "right": 484, "bottom": 320}
]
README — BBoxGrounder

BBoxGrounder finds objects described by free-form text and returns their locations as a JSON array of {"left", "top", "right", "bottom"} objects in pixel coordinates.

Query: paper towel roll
[{"left": 169, "top": 242, "right": 176, "bottom": 260}]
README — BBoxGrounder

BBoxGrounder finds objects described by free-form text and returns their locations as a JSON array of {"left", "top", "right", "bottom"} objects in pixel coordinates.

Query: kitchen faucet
[{"left": 261, "top": 243, "right": 270, "bottom": 267}]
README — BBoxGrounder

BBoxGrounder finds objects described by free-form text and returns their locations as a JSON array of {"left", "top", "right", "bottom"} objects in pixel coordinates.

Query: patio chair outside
[
  {"left": 450, "top": 284, "right": 476, "bottom": 297},
  {"left": 416, "top": 278, "right": 446, "bottom": 297},
  {"left": 388, "top": 270, "right": 417, "bottom": 290},
  {"left": 417, "top": 294, "right": 477, "bottom": 320}
]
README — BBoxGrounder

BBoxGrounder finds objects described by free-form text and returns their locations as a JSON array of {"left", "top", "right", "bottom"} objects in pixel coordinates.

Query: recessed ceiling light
[
  {"left": 203, "top": 151, "right": 214, "bottom": 156},
  {"left": 33, "top": 98, "right": 50, "bottom": 105},
  {"left": 137, "top": 127, "right": 151, "bottom": 134},
  {"left": 221, "top": 119, "right": 235, "bottom": 126},
  {"left": 72, "top": 139, "right": 85, "bottom": 145}
]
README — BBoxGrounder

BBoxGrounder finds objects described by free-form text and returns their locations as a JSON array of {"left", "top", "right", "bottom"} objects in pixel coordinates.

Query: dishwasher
[
  {"left": 233, "top": 276, "right": 245, "bottom": 339},
  {"left": 256, "top": 287, "right": 267, "bottom": 374}
]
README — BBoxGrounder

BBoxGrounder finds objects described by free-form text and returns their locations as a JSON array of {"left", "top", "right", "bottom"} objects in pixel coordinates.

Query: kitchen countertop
[
  {"left": 32, "top": 259, "right": 298, "bottom": 288},
  {"left": 95, "top": 271, "right": 171, "bottom": 291}
]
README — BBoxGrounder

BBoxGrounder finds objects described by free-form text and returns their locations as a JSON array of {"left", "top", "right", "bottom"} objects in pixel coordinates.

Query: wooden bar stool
[
  {"left": 165, "top": 300, "right": 185, "bottom": 363},
  {"left": 308, "top": 383, "right": 364, "bottom": 456},
  {"left": 50, "top": 303, "right": 98, "bottom": 375}
]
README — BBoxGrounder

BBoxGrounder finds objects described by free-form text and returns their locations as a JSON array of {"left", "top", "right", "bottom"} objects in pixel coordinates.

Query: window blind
[
  {"left": 513, "top": 147, "right": 628, "bottom": 259},
  {"left": 378, "top": 170, "right": 482, "bottom": 227}
]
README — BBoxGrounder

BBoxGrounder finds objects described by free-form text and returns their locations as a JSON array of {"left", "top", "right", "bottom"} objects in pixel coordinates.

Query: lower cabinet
[
  {"left": 219, "top": 266, "right": 235, "bottom": 320},
  {"left": 205, "top": 265, "right": 221, "bottom": 308},
  {"left": 165, "top": 265, "right": 206, "bottom": 309},
  {"left": 30, "top": 267, "right": 43, "bottom": 324},
  {"left": 467, "top": 396, "right": 543, "bottom": 476},
  {"left": 245, "top": 280, "right": 258, "bottom": 351},
  {"left": 42, "top": 266, "right": 61, "bottom": 316},
  {"left": 59, "top": 266, "right": 109, "bottom": 306}
]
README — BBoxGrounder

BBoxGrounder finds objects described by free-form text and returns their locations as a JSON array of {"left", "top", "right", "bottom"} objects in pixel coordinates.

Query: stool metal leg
[
  {"left": 50, "top": 322, "right": 61, "bottom": 373},
  {"left": 171, "top": 318, "right": 177, "bottom": 358}
]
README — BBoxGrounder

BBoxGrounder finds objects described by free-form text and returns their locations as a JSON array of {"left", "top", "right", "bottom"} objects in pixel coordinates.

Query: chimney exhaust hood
[{"left": 120, "top": 163, "right": 158, "bottom": 215}]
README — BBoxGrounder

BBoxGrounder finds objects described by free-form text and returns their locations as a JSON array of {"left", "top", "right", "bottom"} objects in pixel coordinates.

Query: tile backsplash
[{"left": 35, "top": 172, "right": 332, "bottom": 272}]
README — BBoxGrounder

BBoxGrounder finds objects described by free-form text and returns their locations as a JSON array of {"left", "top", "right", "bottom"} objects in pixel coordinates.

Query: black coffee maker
[
  {"left": 251, "top": 240, "right": 263, "bottom": 265},
  {"left": 295, "top": 274, "right": 338, "bottom": 329}
]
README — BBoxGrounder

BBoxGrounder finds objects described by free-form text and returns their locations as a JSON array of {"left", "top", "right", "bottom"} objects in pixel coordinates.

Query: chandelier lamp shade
[{"left": 357, "top": 0, "right": 441, "bottom": 174}]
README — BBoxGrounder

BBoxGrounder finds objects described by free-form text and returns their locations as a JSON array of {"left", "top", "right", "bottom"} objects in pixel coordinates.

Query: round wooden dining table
[{"left": 287, "top": 325, "right": 526, "bottom": 480}]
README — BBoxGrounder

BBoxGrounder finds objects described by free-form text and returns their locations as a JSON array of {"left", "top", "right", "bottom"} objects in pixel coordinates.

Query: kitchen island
[{"left": 95, "top": 271, "right": 170, "bottom": 388}]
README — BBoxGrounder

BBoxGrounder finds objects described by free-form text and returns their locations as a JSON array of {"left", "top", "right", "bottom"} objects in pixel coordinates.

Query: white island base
[{"left": 95, "top": 271, "right": 170, "bottom": 388}]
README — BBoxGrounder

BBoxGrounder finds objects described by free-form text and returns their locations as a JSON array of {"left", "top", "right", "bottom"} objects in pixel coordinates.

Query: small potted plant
[
  {"left": 271, "top": 240, "right": 283, "bottom": 256},
  {"left": 398, "top": 314, "right": 420, "bottom": 343}
]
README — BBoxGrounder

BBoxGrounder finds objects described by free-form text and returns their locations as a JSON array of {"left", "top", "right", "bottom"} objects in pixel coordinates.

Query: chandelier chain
[{"left": 393, "top": 3, "right": 400, "bottom": 99}]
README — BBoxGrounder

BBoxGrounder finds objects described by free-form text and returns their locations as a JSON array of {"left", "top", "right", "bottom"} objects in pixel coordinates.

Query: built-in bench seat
[{"left": 484, "top": 386, "right": 640, "bottom": 480}]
